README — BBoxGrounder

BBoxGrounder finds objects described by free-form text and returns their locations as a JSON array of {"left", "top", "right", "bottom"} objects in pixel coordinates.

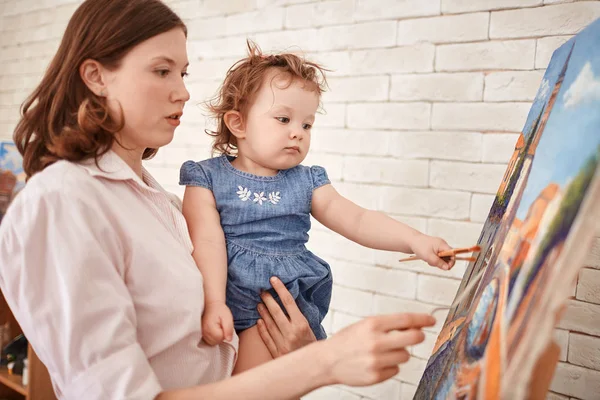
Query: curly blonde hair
[{"left": 206, "top": 41, "right": 328, "bottom": 155}]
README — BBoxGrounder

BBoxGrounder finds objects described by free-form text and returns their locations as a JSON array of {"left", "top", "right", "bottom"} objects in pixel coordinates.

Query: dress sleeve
[
  {"left": 0, "top": 189, "right": 163, "bottom": 400},
  {"left": 179, "top": 160, "right": 212, "bottom": 190},
  {"left": 309, "top": 165, "right": 331, "bottom": 190}
]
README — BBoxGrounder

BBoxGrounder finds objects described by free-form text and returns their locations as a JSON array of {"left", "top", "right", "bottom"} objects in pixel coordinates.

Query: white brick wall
[{"left": 1, "top": 1, "right": 599, "bottom": 399}]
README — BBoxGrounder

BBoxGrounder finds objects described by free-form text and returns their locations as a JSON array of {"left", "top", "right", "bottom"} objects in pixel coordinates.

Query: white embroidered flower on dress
[
  {"left": 268, "top": 192, "right": 281, "bottom": 205},
  {"left": 236, "top": 186, "right": 281, "bottom": 206},
  {"left": 237, "top": 186, "right": 251, "bottom": 201},
  {"left": 253, "top": 192, "right": 267, "bottom": 205}
]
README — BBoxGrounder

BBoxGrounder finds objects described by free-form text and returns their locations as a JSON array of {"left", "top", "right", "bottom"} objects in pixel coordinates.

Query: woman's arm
[
  {"left": 182, "top": 186, "right": 228, "bottom": 305},
  {"left": 157, "top": 340, "right": 329, "bottom": 400},
  {"left": 157, "top": 313, "right": 434, "bottom": 400}
]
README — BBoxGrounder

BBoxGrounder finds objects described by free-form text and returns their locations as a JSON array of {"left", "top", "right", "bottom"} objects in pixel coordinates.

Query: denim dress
[{"left": 179, "top": 155, "right": 332, "bottom": 340}]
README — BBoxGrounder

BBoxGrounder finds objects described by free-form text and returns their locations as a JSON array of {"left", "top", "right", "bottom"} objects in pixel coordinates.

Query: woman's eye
[
  {"left": 276, "top": 117, "right": 290, "bottom": 123},
  {"left": 181, "top": 72, "right": 189, "bottom": 78},
  {"left": 303, "top": 123, "right": 312, "bottom": 130},
  {"left": 157, "top": 69, "right": 170, "bottom": 77}
]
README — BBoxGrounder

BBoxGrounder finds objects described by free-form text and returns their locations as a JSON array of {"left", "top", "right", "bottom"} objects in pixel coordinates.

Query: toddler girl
[{"left": 180, "top": 42, "right": 455, "bottom": 373}]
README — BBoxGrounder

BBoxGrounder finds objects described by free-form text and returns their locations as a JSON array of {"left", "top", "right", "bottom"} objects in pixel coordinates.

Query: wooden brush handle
[{"left": 398, "top": 245, "right": 481, "bottom": 262}]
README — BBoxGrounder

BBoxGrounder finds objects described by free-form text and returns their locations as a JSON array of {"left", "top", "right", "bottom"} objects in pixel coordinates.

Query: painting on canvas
[
  {"left": 414, "top": 18, "right": 600, "bottom": 400},
  {"left": 0, "top": 142, "right": 25, "bottom": 224}
]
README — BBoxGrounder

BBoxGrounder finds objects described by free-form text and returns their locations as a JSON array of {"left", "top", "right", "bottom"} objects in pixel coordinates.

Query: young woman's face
[{"left": 104, "top": 28, "right": 190, "bottom": 153}]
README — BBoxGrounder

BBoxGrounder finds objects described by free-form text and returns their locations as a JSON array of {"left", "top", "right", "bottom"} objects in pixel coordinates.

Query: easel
[{"left": 527, "top": 340, "right": 561, "bottom": 399}]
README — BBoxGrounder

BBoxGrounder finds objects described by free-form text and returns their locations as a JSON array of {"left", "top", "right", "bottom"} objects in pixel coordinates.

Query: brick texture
[{"left": 1, "top": 1, "right": 599, "bottom": 399}]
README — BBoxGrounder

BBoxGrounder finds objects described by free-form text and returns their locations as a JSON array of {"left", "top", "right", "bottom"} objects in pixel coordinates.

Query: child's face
[{"left": 240, "top": 69, "right": 319, "bottom": 171}]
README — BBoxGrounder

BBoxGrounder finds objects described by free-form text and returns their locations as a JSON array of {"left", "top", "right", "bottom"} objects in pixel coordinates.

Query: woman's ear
[
  {"left": 224, "top": 111, "right": 246, "bottom": 139},
  {"left": 79, "top": 59, "right": 107, "bottom": 97}
]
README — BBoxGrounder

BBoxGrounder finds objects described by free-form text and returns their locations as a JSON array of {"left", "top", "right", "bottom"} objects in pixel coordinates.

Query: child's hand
[
  {"left": 202, "top": 301, "right": 234, "bottom": 346},
  {"left": 410, "top": 234, "right": 456, "bottom": 271}
]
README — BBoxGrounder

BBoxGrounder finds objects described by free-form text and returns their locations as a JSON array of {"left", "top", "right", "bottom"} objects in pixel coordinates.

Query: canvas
[
  {"left": 0, "top": 142, "right": 25, "bottom": 224},
  {"left": 414, "top": 18, "right": 600, "bottom": 400}
]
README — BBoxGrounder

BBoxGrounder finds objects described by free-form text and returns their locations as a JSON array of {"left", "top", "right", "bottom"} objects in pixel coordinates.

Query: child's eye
[
  {"left": 302, "top": 123, "right": 312, "bottom": 130},
  {"left": 276, "top": 117, "right": 290, "bottom": 123},
  {"left": 157, "top": 69, "right": 170, "bottom": 77}
]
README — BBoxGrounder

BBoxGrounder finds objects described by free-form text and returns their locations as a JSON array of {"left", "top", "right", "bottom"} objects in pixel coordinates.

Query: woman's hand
[
  {"left": 256, "top": 277, "right": 316, "bottom": 358},
  {"left": 411, "top": 234, "right": 456, "bottom": 270},
  {"left": 324, "top": 313, "right": 435, "bottom": 387}
]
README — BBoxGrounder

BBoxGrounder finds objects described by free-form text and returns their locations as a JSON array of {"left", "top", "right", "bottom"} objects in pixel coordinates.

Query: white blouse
[{"left": 0, "top": 150, "right": 237, "bottom": 399}]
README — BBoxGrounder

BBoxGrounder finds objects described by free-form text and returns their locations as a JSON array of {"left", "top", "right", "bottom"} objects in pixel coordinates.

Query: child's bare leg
[{"left": 232, "top": 325, "right": 273, "bottom": 374}]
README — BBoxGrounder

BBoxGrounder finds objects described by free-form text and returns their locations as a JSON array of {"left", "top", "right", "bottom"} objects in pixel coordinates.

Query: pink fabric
[{"left": 0, "top": 150, "right": 238, "bottom": 400}]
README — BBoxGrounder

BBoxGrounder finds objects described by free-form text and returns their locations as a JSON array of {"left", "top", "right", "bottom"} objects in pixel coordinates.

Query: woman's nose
[{"left": 171, "top": 80, "right": 190, "bottom": 103}]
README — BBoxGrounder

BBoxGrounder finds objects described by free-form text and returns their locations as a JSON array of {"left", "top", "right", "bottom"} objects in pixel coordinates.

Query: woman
[{"left": 0, "top": 0, "right": 434, "bottom": 399}]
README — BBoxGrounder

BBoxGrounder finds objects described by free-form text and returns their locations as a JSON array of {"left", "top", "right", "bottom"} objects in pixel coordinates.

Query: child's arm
[
  {"left": 311, "top": 184, "right": 454, "bottom": 269},
  {"left": 182, "top": 186, "right": 233, "bottom": 342},
  {"left": 311, "top": 184, "right": 418, "bottom": 252}
]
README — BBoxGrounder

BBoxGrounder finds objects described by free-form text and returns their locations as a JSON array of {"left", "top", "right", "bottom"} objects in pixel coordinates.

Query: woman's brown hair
[
  {"left": 207, "top": 41, "right": 328, "bottom": 156},
  {"left": 13, "top": 0, "right": 187, "bottom": 178}
]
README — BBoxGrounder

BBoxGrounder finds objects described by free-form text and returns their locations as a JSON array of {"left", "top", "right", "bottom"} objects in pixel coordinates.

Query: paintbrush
[
  {"left": 451, "top": 256, "right": 477, "bottom": 262},
  {"left": 397, "top": 245, "right": 484, "bottom": 315},
  {"left": 430, "top": 266, "right": 487, "bottom": 315},
  {"left": 398, "top": 245, "right": 481, "bottom": 263}
]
